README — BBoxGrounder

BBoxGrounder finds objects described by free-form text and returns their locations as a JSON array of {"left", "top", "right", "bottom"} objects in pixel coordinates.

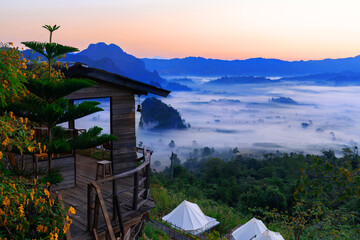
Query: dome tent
[
  {"left": 231, "top": 218, "right": 268, "bottom": 240},
  {"left": 254, "top": 230, "right": 284, "bottom": 240},
  {"left": 162, "top": 200, "right": 219, "bottom": 235}
]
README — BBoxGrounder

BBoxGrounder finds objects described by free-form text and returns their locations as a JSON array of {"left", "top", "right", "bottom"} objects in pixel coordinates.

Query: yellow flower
[
  {"left": 2, "top": 137, "right": 9, "bottom": 146},
  {"left": 19, "top": 204, "right": 24, "bottom": 217},
  {"left": 44, "top": 188, "right": 50, "bottom": 198},
  {"left": 68, "top": 206, "right": 76, "bottom": 215},
  {"left": 0, "top": 151, "right": 3, "bottom": 159},
  {"left": 50, "top": 232, "right": 58, "bottom": 240},
  {"left": 2, "top": 196, "right": 10, "bottom": 207},
  {"left": 30, "top": 188, "right": 34, "bottom": 201},
  {"left": 63, "top": 225, "right": 68, "bottom": 234},
  {"left": 36, "top": 224, "right": 44, "bottom": 233}
]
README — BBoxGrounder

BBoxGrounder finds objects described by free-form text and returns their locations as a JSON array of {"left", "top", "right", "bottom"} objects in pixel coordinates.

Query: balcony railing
[{"left": 87, "top": 147, "right": 152, "bottom": 239}]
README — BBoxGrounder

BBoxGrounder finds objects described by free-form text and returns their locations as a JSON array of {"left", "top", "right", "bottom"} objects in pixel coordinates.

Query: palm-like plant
[
  {"left": 22, "top": 25, "right": 78, "bottom": 80},
  {"left": 9, "top": 25, "right": 117, "bottom": 172},
  {"left": 42, "top": 24, "right": 60, "bottom": 43}
]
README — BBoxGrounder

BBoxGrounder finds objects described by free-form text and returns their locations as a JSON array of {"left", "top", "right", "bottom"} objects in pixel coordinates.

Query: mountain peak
[{"left": 86, "top": 42, "right": 124, "bottom": 53}]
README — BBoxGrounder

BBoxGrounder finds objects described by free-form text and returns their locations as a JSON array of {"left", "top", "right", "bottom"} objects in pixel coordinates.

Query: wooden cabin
[
  {"left": 51, "top": 62, "right": 170, "bottom": 239},
  {"left": 64, "top": 62, "right": 170, "bottom": 174}
]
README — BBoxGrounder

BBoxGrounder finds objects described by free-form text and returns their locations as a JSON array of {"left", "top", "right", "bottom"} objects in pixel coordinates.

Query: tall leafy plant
[{"left": 8, "top": 25, "right": 116, "bottom": 172}]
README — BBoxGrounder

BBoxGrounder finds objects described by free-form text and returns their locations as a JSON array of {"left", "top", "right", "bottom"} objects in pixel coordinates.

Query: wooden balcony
[{"left": 55, "top": 147, "right": 154, "bottom": 240}]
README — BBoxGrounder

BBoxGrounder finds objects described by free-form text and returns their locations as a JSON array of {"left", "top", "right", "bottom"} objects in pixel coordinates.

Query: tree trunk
[
  {"left": 48, "top": 59, "right": 51, "bottom": 80},
  {"left": 48, "top": 126, "right": 52, "bottom": 172},
  {"left": 170, "top": 151, "right": 174, "bottom": 180}
]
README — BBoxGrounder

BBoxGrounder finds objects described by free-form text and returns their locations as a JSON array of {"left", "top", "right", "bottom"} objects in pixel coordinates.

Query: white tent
[
  {"left": 231, "top": 218, "right": 268, "bottom": 240},
  {"left": 254, "top": 230, "right": 284, "bottom": 240},
  {"left": 162, "top": 200, "right": 220, "bottom": 235}
]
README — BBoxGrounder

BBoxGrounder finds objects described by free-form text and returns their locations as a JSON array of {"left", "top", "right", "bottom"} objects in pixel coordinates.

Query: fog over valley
[{"left": 73, "top": 76, "right": 360, "bottom": 167}]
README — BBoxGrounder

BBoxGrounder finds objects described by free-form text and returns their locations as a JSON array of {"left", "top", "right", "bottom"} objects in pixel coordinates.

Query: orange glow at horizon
[{"left": 1, "top": 0, "right": 360, "bottom": 61}]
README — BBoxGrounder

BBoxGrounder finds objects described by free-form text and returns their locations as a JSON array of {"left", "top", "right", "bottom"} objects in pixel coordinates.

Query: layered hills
[{"left": 143, "top": 55, "right": 360, "bottom": 76}]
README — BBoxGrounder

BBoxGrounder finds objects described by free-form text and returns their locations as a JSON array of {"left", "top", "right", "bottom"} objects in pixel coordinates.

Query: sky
[{"left": 1, "top": 0, "right": 360, "bottom": 60}]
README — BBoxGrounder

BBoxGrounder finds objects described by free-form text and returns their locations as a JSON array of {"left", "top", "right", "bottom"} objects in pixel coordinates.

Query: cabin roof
[{"left": 62, "top": 62, "right": 170, "bottom": 97}]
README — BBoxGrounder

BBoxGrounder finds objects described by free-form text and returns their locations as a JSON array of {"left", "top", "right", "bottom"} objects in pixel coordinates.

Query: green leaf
[
  {"left": 48, "top": 138, "right": 71, "bottom": 154},
  {"left": 21, "top": 41, "right": 79, "bottom": 61},
  {"left": 71, "top": 126, "right": 118, "bottom": 149},
  {"left": 25, "top": 77, "right": 96, "bottom": 103},
  {"left": 42, "top": 24, "right": 60, "bottom": 32},
  {"left": 6, "top": 97, "right": 103, "bottom": 127}
]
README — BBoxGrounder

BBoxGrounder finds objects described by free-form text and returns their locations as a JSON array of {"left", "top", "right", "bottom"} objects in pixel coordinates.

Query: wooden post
[
  {"left": 32, "top": 154, "right": 36, "bottom": 178},
  {"left": 58, "top": 193, "right": 72, "bottom": 240},
  {"left": 114, "top": 194, "right": 125, "bottom": 236},
  {"left": 133, "top": 171, "right": 139, "bottom": 210},
  {"left": 93, "top": 184, "right": 116, "bottom": 239},
  {"left": 93, "top": 195, "right": 100, "bottom": 231},
  {"left": 112, "top": 179, "right": 116, "bottom": 222},
  {"left": 144, "top": 151, "right": 151, "bottom": 199},
  {"left": 170, "top": 151, "right": 174, "bottom": 181},
  {"left": 87, "top": 184, "right": 93, "bottom": 231},
  {"left": 21, "top": 155, "right": 24, "bottom": 171}
]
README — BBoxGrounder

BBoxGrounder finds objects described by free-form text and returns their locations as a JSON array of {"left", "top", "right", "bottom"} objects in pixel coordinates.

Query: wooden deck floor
[
  {"left": 54, "top": 154, "right": 154, "bottom": 240},
  {"left": 54, "top": 154, "right": 99, "bottom": 239}
]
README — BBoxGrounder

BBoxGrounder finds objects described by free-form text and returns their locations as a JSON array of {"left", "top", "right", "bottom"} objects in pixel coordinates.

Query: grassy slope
[{"left": 141, "top": 178, "right": 250, "bottom": 239}]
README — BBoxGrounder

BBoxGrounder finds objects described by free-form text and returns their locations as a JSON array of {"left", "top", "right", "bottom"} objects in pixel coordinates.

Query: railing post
[
  {"left": 87, "top": 183, "right": 93, "bottom": 231},
  {"left": 144, "top": 151, "right": 151, "bottom": 199},
  {"left": 133, "top": 171, "right": 139, "bottom": 210},
  {"left": 93, "top": 195, "right": 100, "bottom": 230}
]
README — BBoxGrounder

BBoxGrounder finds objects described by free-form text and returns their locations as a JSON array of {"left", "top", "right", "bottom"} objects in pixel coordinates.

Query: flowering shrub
[
  {"left": 0, "top": 40, "right": 75, "bottom": 239},
  {"left": 0, "top": 112, "right": 73, "bottom": 239},
  {"left": 0, "top": 43, "right": 29, "bottom": 107},
  {"left": 0, "top": 170, "right": 75, "bottom": 240},
  {"left": 0, "top": 112, "right": 43, "bottom": 155}
]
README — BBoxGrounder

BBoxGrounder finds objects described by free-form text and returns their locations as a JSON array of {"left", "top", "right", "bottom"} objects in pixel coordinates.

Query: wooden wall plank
[
  {"left": 66, "top": 81, "right": 139, "bottom": 174},
  {"left": 66, "top": 82, "right": 134, "bottom": 100}
]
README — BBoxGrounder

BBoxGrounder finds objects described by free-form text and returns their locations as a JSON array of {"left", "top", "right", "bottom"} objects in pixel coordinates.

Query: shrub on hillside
[{"left": 0, "top": 166, "right": 74, "bottom": 239}]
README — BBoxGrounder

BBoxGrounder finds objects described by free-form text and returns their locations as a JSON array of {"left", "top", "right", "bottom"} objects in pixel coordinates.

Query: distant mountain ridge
[
  {"left": 280, "top": 71, "right": 360, "bottom": 86},
  {"left": 68, "top": 43, "right": 167, "bottom": 86},
  {"left": 23, "top": 42, "right": 166, "bottom": 86},
  {"left": 202, "top": 71, "right": 360, "bottom": 86},
  {"left": 143, "top": 55, "right": 360, "bottom": 76}
]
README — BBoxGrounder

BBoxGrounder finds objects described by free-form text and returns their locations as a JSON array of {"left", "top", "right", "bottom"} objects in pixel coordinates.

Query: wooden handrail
[
  {"left": 93, "top": 184, "right": 116, "bottom": 239},
  {"left": 88, "top": 147, "right": 152, "bottom": 239},
  {"left": 91, "top": 151, "right": 151, "bottom": 185}
]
